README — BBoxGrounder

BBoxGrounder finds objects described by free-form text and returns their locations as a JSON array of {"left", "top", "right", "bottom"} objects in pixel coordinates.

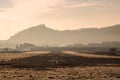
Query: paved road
[{"left": 3, "top": 51, "right": 120, "bottom": 68}]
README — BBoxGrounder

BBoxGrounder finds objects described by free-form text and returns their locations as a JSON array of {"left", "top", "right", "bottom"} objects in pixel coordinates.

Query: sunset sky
[{"left": 0, "top": 0, "right": 120, "bottom": 40}]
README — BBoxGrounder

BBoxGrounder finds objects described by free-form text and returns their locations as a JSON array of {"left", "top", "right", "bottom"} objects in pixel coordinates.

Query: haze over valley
[
  {"left": 0, "top": 24, "right": 120, "bottom": 48},
  {"left": 0, "top": 0, "right": 120, "bottom": 80}
]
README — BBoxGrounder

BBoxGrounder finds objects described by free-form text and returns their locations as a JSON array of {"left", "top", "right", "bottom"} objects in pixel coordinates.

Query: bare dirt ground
[{"left": 0, "top": 51, "right": 120, "bottom": 80}]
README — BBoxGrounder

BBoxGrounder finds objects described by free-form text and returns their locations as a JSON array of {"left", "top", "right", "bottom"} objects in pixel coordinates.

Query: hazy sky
[{"left": 0, "top": 0, "right": 120, "bottom": 40}]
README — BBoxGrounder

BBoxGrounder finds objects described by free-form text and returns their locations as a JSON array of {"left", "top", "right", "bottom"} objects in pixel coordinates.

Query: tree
[
  {"left": 109, "top": 48, "right": 117, "bottom": 55},
  {"left": 16, "top": 43, "right": 36, "bottom": 51}
]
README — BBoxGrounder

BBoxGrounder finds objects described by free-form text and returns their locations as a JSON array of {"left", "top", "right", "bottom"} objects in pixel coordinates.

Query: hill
[{"left": 1, "top": 24, "right": 120, "bottom": 47}]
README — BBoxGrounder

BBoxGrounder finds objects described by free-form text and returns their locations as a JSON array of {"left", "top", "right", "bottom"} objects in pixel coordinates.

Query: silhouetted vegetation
[
  {"left": 109, "top": 48, "right": 117, "bottom": 55},
  {"left": 0, "top": 48, "right": 22, "bottom": 53},
  {"left": 16, "top": 43, "right": 36, "bottom": 51}
]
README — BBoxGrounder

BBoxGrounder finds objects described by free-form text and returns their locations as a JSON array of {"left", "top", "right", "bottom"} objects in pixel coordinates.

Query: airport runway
[{"left": 2, "top": 51, "right": 120, "bottom": 68}]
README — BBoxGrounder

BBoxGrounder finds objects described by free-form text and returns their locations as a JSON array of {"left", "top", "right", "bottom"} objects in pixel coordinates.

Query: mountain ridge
[{"left": 0, "top": 24, "right": 120, "bottom": 48}]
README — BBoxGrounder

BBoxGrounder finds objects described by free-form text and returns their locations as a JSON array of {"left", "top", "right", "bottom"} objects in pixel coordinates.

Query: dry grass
[
  {"left": 0, "top": 66, "right": 120, "bottom": 80},
  {"left": 0, "top": 51, "right": 120, "bottom": 80},
  {"left": 0, "top": 51, "right": 50, "bottom": 62},
  {"left": 63, "top": 51, "right": 120, "bottom": 58}
]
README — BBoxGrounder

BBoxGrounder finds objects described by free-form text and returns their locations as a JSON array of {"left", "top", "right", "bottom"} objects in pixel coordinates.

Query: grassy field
[
  {"left": 0, "top": 51, "right": 120, "bottom": 80},
  {"left": 0, "top": 66, "right": 120, "bottom": 80},
  {"left": 0, "top": 51, "right": 50, "bottom": 62}
]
